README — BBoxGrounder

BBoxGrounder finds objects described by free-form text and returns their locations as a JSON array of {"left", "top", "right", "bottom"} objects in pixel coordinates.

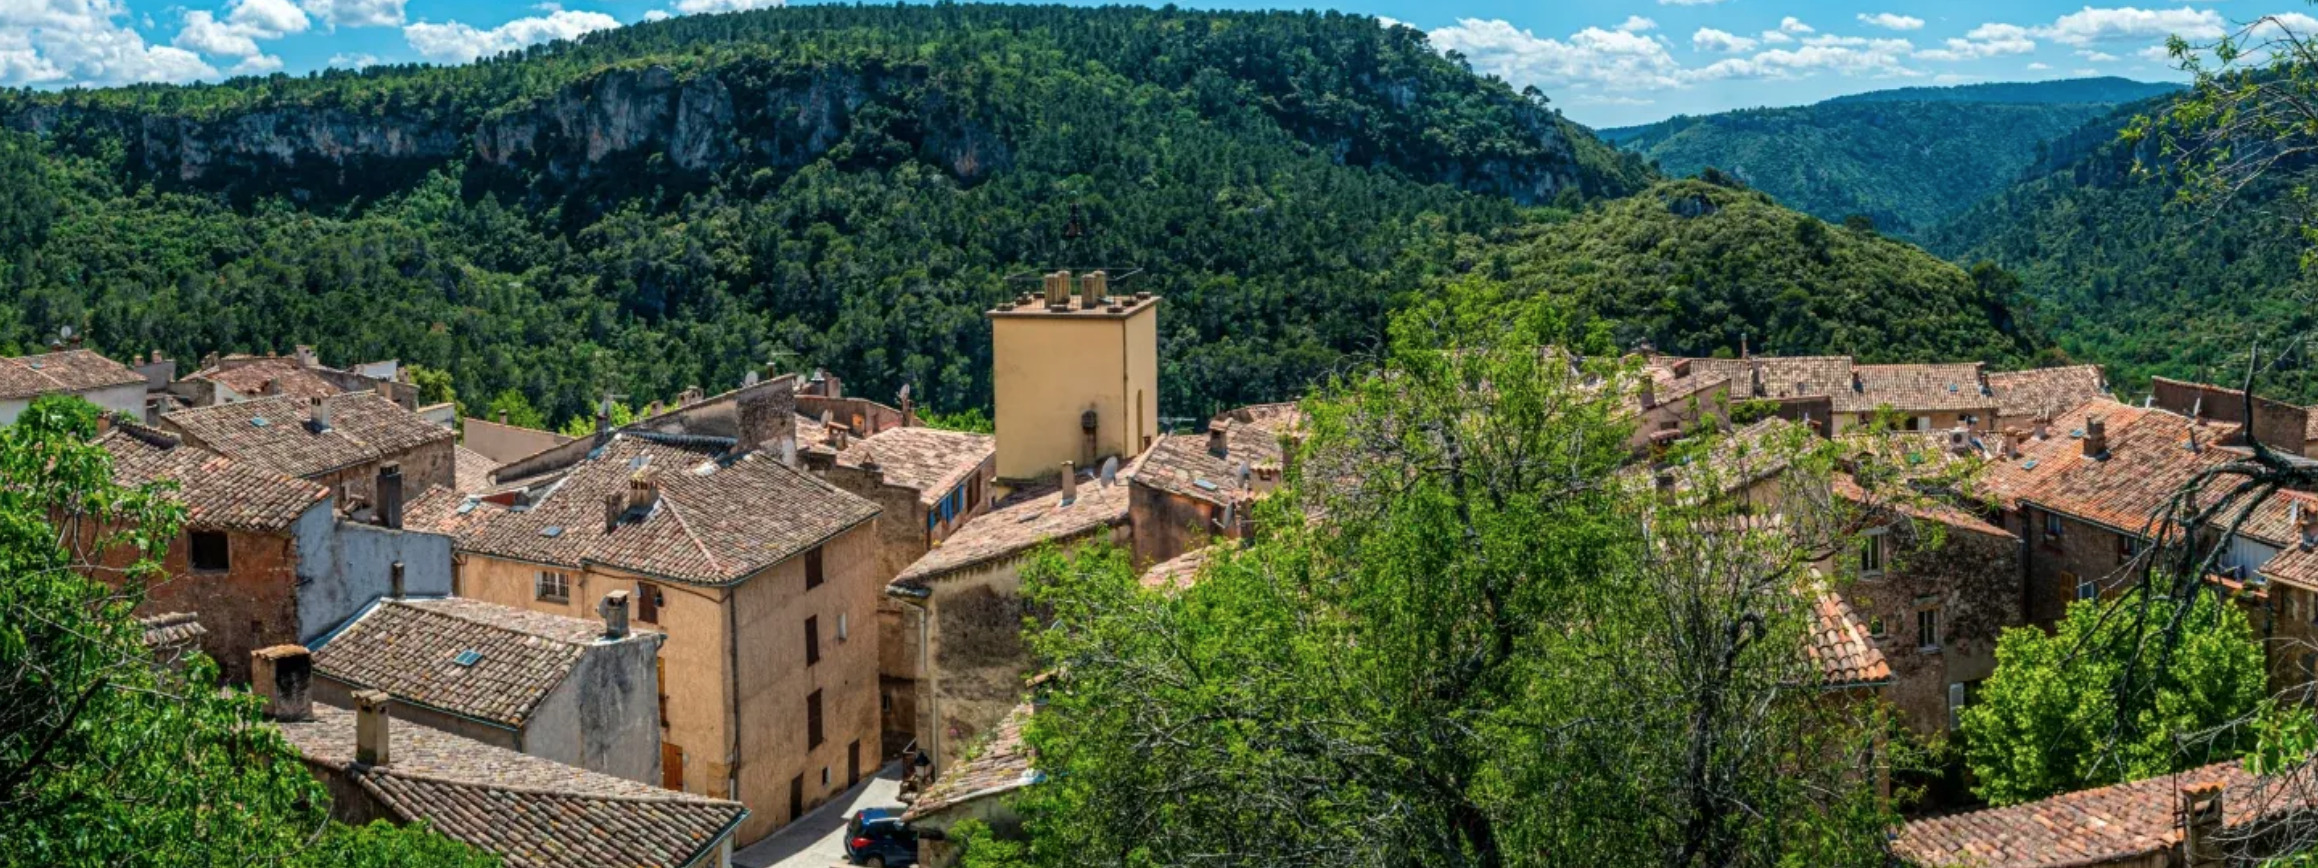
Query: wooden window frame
[
  {"left": 804, "top": 547, "right": 825, "bottom": 590},
  {"left": 806, "top": 689, "right": 825, "bottom": 748},
  {"left": 188, "top": 530, "right": 231, "bottom": 572},
  {"left": 804, "top": 615, "right": 821, "bottom": 667},
  {"left": 534, "top": 570, "right": 570, "bottom": 603},
  {"left": 636, "top": 581, "right": 662, "bottom": 624}
]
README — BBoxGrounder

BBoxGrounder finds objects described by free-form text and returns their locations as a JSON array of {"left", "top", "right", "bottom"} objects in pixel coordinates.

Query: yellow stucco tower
[{"left": 987, "top": 270, "right": 1160, "bottom": 488}]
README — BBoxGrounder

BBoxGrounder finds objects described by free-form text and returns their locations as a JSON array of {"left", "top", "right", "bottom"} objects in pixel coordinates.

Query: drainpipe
[{"left": 885, "top": 583, "right": 936, "bottom": 775}]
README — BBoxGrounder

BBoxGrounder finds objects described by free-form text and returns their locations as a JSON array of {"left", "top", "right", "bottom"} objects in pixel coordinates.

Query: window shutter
[{"left": 1947, "top": 683, "right": 1966, "bottom": 730}]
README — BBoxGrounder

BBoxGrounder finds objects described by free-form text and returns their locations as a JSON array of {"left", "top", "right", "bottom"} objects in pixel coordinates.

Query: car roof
[{"left": 857, "top": 806, "right": 898, "bottom": 822}]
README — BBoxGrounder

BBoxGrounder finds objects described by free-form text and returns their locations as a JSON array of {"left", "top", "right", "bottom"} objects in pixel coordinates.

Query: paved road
[{"left": 734, "top": 762, "right": 906, "bottom": 868}]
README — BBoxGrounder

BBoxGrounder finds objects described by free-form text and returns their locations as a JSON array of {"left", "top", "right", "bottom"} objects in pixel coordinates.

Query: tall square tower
[{"left": 987, "top": 270, "right": 1160, "bottom": 487}]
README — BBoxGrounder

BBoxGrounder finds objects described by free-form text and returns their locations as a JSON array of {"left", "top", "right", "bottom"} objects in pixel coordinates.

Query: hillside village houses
[{"left": 28, "top": 300, "right": 2318, "bottom": 865}]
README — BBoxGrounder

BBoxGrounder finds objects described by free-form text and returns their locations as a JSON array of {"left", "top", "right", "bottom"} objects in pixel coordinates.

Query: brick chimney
[
  {"left": 353, "top": 689, "right": 391, "bottom": 766},
  {"left": 1060, "top": 461, "right": 1078, "bottom": 505},
  {"left": 1080, "top": 270, "right": 1107, "bottom": 309},
  {"left": 599, "top": 589, "right": 631, "bottom": 640},
  {"left": 376, "top": 463, "right": 403, "bottom": 530},
  {"left": 2179, "top": 780, "right": 2224, "bottom": 868},
  {"left": 2084, "top": 417, "right": 2108, "bottom": 458},
  {"left": 603, "top": 491, "right": 627, "bottom": 533},
  {"left": 628, "top": 469, "right": 660, "bottom": 514},
  {"left": 251, "top": 645, "right": 312, "bottom": 722},
  {"left": 2294, "top": 498, "right": 2317, "bottom": 550}
]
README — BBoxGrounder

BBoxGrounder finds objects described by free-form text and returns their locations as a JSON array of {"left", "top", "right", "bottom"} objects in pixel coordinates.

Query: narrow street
[{"left": 734, "top": 762, "right": 907, "bottom": 868}]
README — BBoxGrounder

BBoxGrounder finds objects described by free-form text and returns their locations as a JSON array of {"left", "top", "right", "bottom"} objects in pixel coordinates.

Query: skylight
[
  {"left": 453, "top": 650, "right": 483, "bottom": 667},
  {"left": 540, "top": 526, "right": 564, "bottom": 538}
]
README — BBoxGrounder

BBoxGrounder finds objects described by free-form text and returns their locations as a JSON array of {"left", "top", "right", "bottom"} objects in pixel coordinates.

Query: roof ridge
[
  {"left": 390, "top": 598, "right": 602, "bottom": 647},
  {"left": 349, "top": 763, "right": 744, "bottom": 809},
  {"left": 648, "top": 495, "right": 728, "bottom": 578}
]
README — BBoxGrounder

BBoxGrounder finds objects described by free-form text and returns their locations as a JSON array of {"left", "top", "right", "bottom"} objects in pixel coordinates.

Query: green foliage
[
  {"left": 1018, "top": 286, "right": 1898, "bottom": 867},
  {"left": 298, "top": 821, "right": 502, "bottom": 868},
  {"left": 1606, "top": 99, "right": 2129, "bottom": 236},
  {"left": 1479, "top": 180, "right": 2040, "bottom": 364},
  {"left": 409, "top": 364, "right": 458, "bottom": 411},
  {"left": 0, "top": 395, "right": 497, "bottom": 867},
  {"left": 483, "top": 389, "right": 547, "bottom": 431},
  {"left": 919, "top": 407, "right": 994, "bottom": 435},
  {"left": 946, "top": 819, "right": 1032, "bottom": 868},
  {"left": 557, "top": 400, "right": 637, "bottom": 438},
  {"left": 1960, "top": 589, "right": 2267, "bottom": 806}
]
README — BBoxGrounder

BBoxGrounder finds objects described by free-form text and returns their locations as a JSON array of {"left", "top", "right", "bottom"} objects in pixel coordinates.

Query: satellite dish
[
  {"left": 1235, "top": 461, "right": 1251, "bottom": 486},
  {"left": 57, "top": 325, "right": 74, "bottom": 339},
  {"left": 1099, "top": 456, "right": 1119, "bottom": 486},
  {"left": 743, "top": 371, "right": 761, "bottom": 387},
  {"left": 821, "top": 409, "right": 834, "bottom": 426},
  {"left": 897, "top": 383, "right": 912, "bottom": 401}
]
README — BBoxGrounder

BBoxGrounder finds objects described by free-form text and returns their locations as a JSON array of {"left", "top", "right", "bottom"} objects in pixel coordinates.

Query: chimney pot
[
  {"left": 1060, "top": 461, "right": 1078, "bottom": 505},
  {"left": 376, "top": 463, "right": 403, "bottom": 530},
  {"left": 497, "top": 408, "right": 509, "bottom": 424},
  {"left": 2084, "top": 417, "right": 2108, "bottom": 458},
  {"left": 2180, "top": 780, "right": 2225, "bottom": 868},
  {"left": 389, "top": 560, "right": 405, "bottom": 600},
  {"left": 1080, "top": 270, "right": 1107, "bottom": 309},
  {"left": 604, "top": 491, "right": 626, "bottom": 533},
  {"left": 251, "top": 645, "right": 313, "bottom": 722},
  {"left": 629, "top": 469, "right": 660, "bottom": 514},
  {"left": 353, "top": 689, "right": 391, "bottom": 766},
  {"left": 599, "top": 590, "right": 631, "bottom": 639}
]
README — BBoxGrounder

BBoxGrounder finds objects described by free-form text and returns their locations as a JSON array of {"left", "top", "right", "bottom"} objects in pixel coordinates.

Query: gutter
[{"left": 676, "top": 807, "right": 752, "bottom": 868}]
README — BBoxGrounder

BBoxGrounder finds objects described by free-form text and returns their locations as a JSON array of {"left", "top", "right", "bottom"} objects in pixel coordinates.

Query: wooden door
[{"left": 661, "top": 742, "right": 684, "bottom": 791}]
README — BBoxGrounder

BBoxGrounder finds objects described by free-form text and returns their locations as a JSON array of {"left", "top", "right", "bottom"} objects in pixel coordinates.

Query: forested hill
[
  {"left": 1482, "top": 179, "right": 2040, "bottom": 365},
  {"left": 0, "top": 5, "right": 1653, "bottom": 427},
  {"left": 1923, "top": 98, "right": 2318, "bottom": 401},
  {"left": 1599, "top": 79, "right": 2169, "bottom": 237},
  {"left": 0, "top": 3, "right": 2031, "bottom": 430}
]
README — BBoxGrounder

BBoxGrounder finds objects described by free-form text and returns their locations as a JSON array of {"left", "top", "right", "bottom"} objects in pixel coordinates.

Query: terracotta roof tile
[
  {"left": 453, "top": 446, "right": 499, "bottom": 495},
  {"left": 277, "top": 704, "right": 745, "bottom": 868},
  {"left": 1807, "top": 591, "right": 1890, "bottom": 688},
  {"left": 836, "top": 427, "right": 994, "bottom": 505},
  {"left": 896, "top": 473, "right": 1130, "bottom": 585},
  {"left": 1892, "top": 761, "right": 2316, "bottom": 867},
  {"left": 903, "top": 701, "right": 1039, "bottom": 822},
  {"left": 1833, "top": 363, "right": 1994, "bottom": 414},
  {"left": 1987, "top": 365, "right": 2109, "bottom": 422},
  {"left": 312, "top": 598, "right": 653, "bottom": 728},
  {"left": 413, "top": 434, "right": 880, "bottom": 586},
  {"left": 0, "top": 349, "right": 144, "bottom": 399},
  {"left": 189, "top": 357, "right": 342, "bottom": 401},
  {"left": 1139, "top": 543, "right": 1227, "bottom": 591},
  {"left": 137, "top": 612, "right": 206, "bottom": 649},
  {"left": 1970, "top": 398, "right": 2235, "bottom": 535},
  {"left": 163, "top": 392, "right": 452, "bottom": 480},
  {"left": 2264, "top": 542, "right": 2318, "bottom": 591},
  {"left": 1134, "top": 404, "right": 1301, "bottom": 508},
  {"left": 100, "top": 424, "right": 328, "bottom": 531},
  {"left": 1831, "top": 474, "right": 2015, "bottom": 540}
]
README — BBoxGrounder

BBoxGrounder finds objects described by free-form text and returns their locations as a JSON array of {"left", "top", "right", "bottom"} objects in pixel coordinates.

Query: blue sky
[{"left": 1, "top": 0, "right": 2297, "bottom": 126}]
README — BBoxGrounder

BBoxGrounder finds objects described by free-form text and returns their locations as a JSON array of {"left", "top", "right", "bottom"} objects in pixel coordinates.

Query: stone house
[
  {"left": 258, "top": 648, "right": 750, "bottom": 868},
  {"left": 1893, "top": 760, "right": 2317, "bottom": 867},
  {"left": 887, "top": 468, "right": 1131, "bottom": 770},
  {"left": 1985, "top": 364, "right": 2109, "bottom": 432},
  {"left": 309, "top": 594, "right": 664, "bottom": 783},
  {"left": 160, "top": 391, "right": 456, "bottom": 527},
  {"left": 170, "top": 347, "right": 421, "bottom": 411},
  {"left": 802, "top": 424, "right": 996, "bottom": 756},
  {"left": 1646, "top": 355, "right": 2098, "bottom": 438},
  {"left": 2149, "top": 375, "right": 2318, "bottom": 459},
  {"left": 407, "top": 380, "right": 886, "bottom": 843},
  {"left": 97, "top": 422, "right": 455, "bottom": 684},
  {"left": 903, "top": 700, "right": 1042, "bottom": 868},
  {"left": 0, "top": 348, "right": 147, "bottom": 424},
  {"left": 1128, "top": 403, "right": 1299, "bottom": 568}
]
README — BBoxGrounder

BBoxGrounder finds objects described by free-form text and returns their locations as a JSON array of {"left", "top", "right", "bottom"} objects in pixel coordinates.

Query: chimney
[
  {"left": 498, "top": 408, "right": 509, "bottom": 424},
  {"left": 353, "top": 689, "right": 392, "bottom": 766},
  {"left": 1851, "top": 370, "right": 1864, "bottom": 393},
  {"left": 1059, "top": 461, "right": 1078, "bottom": 505},
  {"left": 1080, "top": 270, "right": 1107, "bottom": 309},
  {"left": 376, "top": 464, "right": 403, "bottom": 530},
  {"left": 599, "top": 590, "right": 631, "bottom": 640},
  {"left": 2034, "top": 415, "right": 2051, "bottom": 440},
  {"left": 251, "top": 645, "right": 313, "bottom": 722},
  {"left": 2084, "top": 417, "right": 2108, "bottom": 458},
  {"left": 150, "top": 349, "right": 163, "bottom": 364},
  {"left": 202, "top": 351, "right": 219, "bottom": 369},
  {"left": 1638, "top": 376, "right": 1657, "bottom": 410},
  {"left": 596, "top": 398, "right": 613, "bottom": 434},
  {"left": 1044, "top": 271, "right": 1071, "bottom": 308},
  {"left": 604, "top": 492, "right": 626, "bottom": 533},
  {"left": 1207, "top": 424, "right": 1228, "bottom": 458},
  {"left": 628, "top": 469, "right": 660, "bottom": 514},
  {"left": 2296, "top": 498, "right": 2317, "bottom": 549},
  {"left": 389, "top": 560, "right": 405, "bottom": 600},
  {"left": 2179, "top": 780, "right": 2224, "bottom": 868},
  {"left": 899, "top": 389, "right": 915, "bottom": 428},
  {"left": 95, "top": 413, "right": 113, "bottom": 436},
  {"left": 294, "top": 345, "right": 317, "bottom": 368}
]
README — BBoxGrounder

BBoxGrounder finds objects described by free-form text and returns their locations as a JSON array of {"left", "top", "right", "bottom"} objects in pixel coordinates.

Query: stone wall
[
  {"left": 1840, "top": 520, "right": 2023, "bottom": 735},
  {"left": 2016, "top": 505, "right": 2139, "bottom": 629}
]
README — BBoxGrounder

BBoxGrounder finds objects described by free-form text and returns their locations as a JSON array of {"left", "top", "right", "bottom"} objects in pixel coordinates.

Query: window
[
  {"left": 1917, "top": 606, "right": 1941, "bottom": 651},
  {"left": 2073, "top": 572, "right": 2096, "bottom": 602},
  {"left": 636, "top": 581, "right": 662, "bottom": 623},
  {"left": 535, "top": 570, "right": 570, "bottom": 602},
  {"left": 789, "top": 775, "right": 805, "bottom": 822},
  {"left": 806, "top": 689, "right": 824, "bottom": 748},
  {"left": 2118, "top": 535, "right": 2143, "bottom": 566},
  {"left": 1867, "top": 616, "right": 1886, "bottom": 639},
  {"left": 662, "top": 742, "right": 685, "bottom": 791},
  {"left": 656, "top": 657, "right": 670, "bottom": 727},
  {"left": 1858, "top": 530, "right": 1887, "bottom": 578},
  {"left": 804, "top": 616, "right": 821, "bottom": 667},
  {"left": 2043, "top": 512, "right": 2065, "bottom": 541},
  {"left": 804, "top": 547, "right": 824, "bottom": 590},
  {"left": 1947, "top": 682, "right": 1966, "bottom": 731},
  {"left": 188, "top": 531, "right": 230, "bottom": 572},
  {"left": 821, "top": 766, "right": 831, "bottom": 787},
  {"left": 837, "top": 612, "right": 850, "bottom": 642},
  {"left": 848, "top": 740, "right": 861, "bottom": 787},
  {"left": 967, "top": 473, "right": 982, "bottom": 512}
]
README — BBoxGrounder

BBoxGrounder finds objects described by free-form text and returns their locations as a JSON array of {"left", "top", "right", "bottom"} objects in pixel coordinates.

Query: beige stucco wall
[{"left": 989, "top": 303, "right": 1159, "bottom": 484}]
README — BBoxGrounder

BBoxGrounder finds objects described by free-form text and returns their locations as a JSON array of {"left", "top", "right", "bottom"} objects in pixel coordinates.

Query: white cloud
[
  {"left": 670, "top": 0, "right": 782, "bottom": 13},
  {"left": 2075, "top": 66, "right": 2101, "bottom": 74},
  {"left": 403, "top": 9, "right": 618, "bottom": 63},
  {"left": 300, "top": 0, "right": 406, "bottom": 29},
  {"left": 228, "top": 53, "right": 280, "bottom": 74},
  {"left": 1691, "top": 27, "right": 1757, "bottom": 53},
  {"left": 0, "top": 0, "right": 216, "bottom": 85},
  {"left": 229, "top": 0, "right": 307, "bottom": 35},
  {"left": 1575, "top": 94, "right": 1656, "bottom": 106},
  {"left": 327, "top": 51, "right": 376, "bottom": 67},
  {"left": 1615, "top": 15, "right": 1656, "bottom": 33},
  {"left": 1759, "top": 30, "right": 1794, "bottom": 44},
  {"left": 2077, "top": 49, "right": 2120, "bottom": 61},
  {"left": 1780, "top": 17, "right": 1814, "bottom": 34},
  {"left": 642, "top": 8, "right": 670, "bottom": 21},
  {"left": 1914, "top": 22, "right": 2036, "bottom": 61},
  {"left": 2028, "top": 61, "right": 2052, "bottom": 69},
  {"left": 173, "top": 0, "right": 307, "bottom": 59},
  {"left": 1857, "top": 13, "right": 1924, "bottom": 31},
  {"left": 173, "top": 11, "right": 258, "bottom": 55},
  {"left": 2138, "top": 44, "right": 2178, "bottom": 62},
  {"left": 1430, "top": 17, "right": 1686, "bottom": 92},
  {"left": 2036, "top": 6, "right": 2224, "bottom": 46},
  {"left": 1690, "top": 36, "right": 1918, "bottom": 81}
]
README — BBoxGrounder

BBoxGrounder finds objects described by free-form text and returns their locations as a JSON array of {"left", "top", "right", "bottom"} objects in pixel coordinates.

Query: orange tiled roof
[
  {"left": 188, "top": 357, "right": 342, "bottom": 401},
  {"left": 100, "top": 424, "right": 328, "bottom": 531},
  {"left": 1806, "top": 591, "right": 1890, "bottom": 688},
  {"left": 1139, "top": 543, "right": 1228, "bottom": 592},
  {"left": 452, "top": 446, "right": 499, "bottom": 495},
  {"left": 1133, "top": 404, "right": 1302, "bottom": 509},
  {"left": 313, "top": 598, "right": 655, "bottom": 728},
  {"left": 277, "top": 703, "right": 745, "bottom": 868},
  {"left": 1833, "top": 363, "right": 1993, "bottom": 414},
  {"left": 837, "top": 426, "right": 994, "bottom": 505},
  {"left": 163, "top": 392, "right": 451, "bottom": 481},
  {"left": 895, "top": 472, "right": 1130, "bottom": 585},
  {"left": 0, "top": 349, "right": 144, "bottom": 399},
  {"left": 1987, "top": 365, "right": 2108, "bottom": 422},
  {"left": 409, "top": 434, "right": 880, "bottom": 586},
  {"left": 1892, "top": 761, "right": 2317, "bottom": 867},
  {"left": 1970, "top": 398, "right": 2236, "bottom": 535},
  {"left": 1831, "top": 474, "right": 2015, "bottom": 540},
  {"left": 904, "top": 700, "right": 1040, "bottom": 822}
]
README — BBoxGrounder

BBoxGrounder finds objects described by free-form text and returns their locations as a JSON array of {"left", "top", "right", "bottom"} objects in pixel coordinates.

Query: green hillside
[
  {"left": 1480, "top": 179, "right": 2039, "bottom": 364},
  {"left": 1603, "top": 99, "right": 2123, "bottom": 237},
  {"left": 1818, "top": 77, "right": 2180, "bottom": 106}
]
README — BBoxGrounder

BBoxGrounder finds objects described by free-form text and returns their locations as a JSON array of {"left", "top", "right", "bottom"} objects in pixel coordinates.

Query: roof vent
[
  {"left": 452, "top": 649, "right": 483, "bottom": 667},
  {"left": 540, "top": 525, "right": 564, "bottom": 538},
  {"left": 251, "top": 417, "right": 270, "bottom": 428}
]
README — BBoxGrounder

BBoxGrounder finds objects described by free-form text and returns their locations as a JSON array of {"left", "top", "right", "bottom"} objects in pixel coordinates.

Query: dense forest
[
  {"left": 1924, "top": 96, "right": 2318, "bottom": 401},
  {"left": 0, "top": 3, "right": 2039, "bottom": 429},
  {"left": 1600, "top": 84, "right": 2153, "bottom": 237}
]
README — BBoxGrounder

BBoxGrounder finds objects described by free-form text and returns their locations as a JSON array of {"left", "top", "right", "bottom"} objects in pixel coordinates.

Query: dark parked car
[{"left": 845, "top": 807, "right": 919, "bottom": 867}]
